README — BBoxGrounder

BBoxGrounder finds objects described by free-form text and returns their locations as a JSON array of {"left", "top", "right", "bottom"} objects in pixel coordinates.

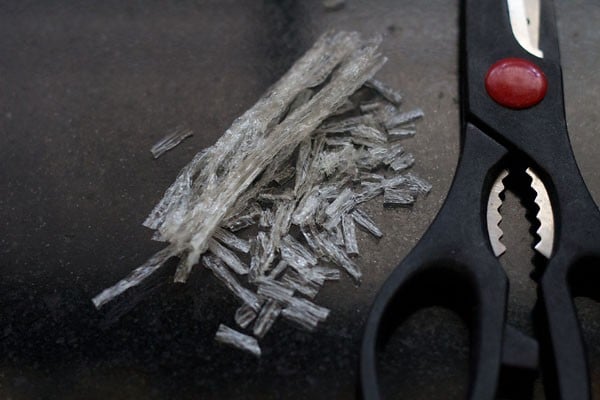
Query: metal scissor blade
[
  {"left": 486, "top": 168, "right": 555, "bottom": 259},
  {"left": 526, "top": 168, "right": 554, "bottom": 258},
  {"left": 507, "top": 0, "right": 544, "bottom": 58},
  {"left": 487, "top": 169, "right": 508, "bottom": 257}
]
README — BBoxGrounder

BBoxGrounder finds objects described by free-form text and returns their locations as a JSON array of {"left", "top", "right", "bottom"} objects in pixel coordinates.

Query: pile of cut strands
[{"left": 93, "top": 31, "right": 431, "bottom": 357}]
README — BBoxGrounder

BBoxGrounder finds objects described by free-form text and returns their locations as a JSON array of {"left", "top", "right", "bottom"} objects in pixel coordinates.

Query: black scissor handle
[
  {"left": 537, "top": 180, "right": 600, "bottom": 400},
  {"left": 359, "top": 249, "right": 508, "bottom": 399},
  {"left": 464, "top": 0, "right": 600, "bottom": 396},
  {"left": 360, "top": 125, "right": 512, "bottom": 399},
  {"left": 540, "top": 254, "right": 590, "bottom": 400}
]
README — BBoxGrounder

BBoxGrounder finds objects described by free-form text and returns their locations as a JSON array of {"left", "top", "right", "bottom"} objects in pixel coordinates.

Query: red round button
[{"left": 484, "top": 58, "right": 547, "bottom": 109}]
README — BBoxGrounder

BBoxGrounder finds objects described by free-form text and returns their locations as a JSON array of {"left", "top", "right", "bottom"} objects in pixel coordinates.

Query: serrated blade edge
[
  {"left": 487, "top": 169, "right": 509, "bottom": 257},
  {"left": 526, "top": 167, "right": 554, "bottom": 258}
]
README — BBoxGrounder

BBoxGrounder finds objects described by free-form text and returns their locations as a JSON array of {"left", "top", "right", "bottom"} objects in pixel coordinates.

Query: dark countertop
[{"left": 1, "top": 1, "right": 599, "bottom": 399}]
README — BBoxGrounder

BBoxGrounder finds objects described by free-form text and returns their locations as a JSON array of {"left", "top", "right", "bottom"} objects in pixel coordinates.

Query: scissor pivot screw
[{"left": 485, "top": 57, "right": 547, "bottom": 109}]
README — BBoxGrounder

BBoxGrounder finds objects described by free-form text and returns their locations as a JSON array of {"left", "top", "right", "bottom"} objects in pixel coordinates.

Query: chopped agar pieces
[{"left": 93, "top": 30, "right": 431, "bottom": 356}]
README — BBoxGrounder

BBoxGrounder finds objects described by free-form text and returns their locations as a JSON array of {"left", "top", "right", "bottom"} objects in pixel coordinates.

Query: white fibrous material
[
  {"left": 253, "top": 299, "right": 282, "bottom": 338},
  {"left": 234, "top": 304, "right": 257, "bottom": 329},
  {"left": 150, "top": 126, "right": 193, "bottom": 159},
  {"left": 323, "top": 0, "right": 346, "bottom": 11},
  {"left": 342, "top": 214, "right": 359, "bottom": 255},
  {"left": 215, "top": 324, "right": 261, "bottom": 357},
  {"left": 93, "top": 31, "right": 431, "bottom": 356}
]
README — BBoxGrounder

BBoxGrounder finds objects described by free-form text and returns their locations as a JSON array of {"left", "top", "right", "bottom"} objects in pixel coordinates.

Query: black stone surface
[{"left": 0, "top": 1, "right": 598, "bottom": 399}]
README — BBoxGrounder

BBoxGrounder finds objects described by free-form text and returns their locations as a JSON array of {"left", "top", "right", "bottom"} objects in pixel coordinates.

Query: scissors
[{"left": 360, "top": 0, "right": 600, "bottom": 398}]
